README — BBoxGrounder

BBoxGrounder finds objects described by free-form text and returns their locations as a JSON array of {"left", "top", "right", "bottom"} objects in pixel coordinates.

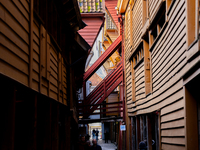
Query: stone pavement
[{"left": 97, "top": 139, "right": 117, "bottom": 150}]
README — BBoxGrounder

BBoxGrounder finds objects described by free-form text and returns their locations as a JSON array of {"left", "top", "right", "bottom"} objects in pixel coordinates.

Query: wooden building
[
  {"left": 0, "top": 0, "right": 90, "bottom": 149},
  {"left": 117, "top": 0, "right": 200, "bottom": 149}
]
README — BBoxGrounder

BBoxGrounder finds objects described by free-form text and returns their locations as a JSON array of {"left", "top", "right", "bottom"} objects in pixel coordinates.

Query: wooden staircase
[
  {"left": 78, "top": 62, "right": 123, "bottom": 118},
  {"left": 78, "top": 35, "right": 123, "bottom": 120}
]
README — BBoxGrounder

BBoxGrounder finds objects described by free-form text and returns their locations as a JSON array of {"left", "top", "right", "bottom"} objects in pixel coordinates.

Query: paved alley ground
[{"left": 97, "top": 139, "right": 117, "bottom": 150}]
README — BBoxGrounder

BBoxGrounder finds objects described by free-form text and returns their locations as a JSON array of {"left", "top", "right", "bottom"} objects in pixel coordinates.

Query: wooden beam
[
  {"left": 52, "top": 103, "right": 59, "bottom": 150},
  {"left": 29, "top": 0, "right": 34, "bottom": 88},
  {"left": 79, "top": 110, "right": 123, "bottom": 116}
]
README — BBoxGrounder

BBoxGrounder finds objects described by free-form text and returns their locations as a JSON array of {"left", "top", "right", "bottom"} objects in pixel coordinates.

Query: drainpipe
[{"left": 118, "top": 13, "right": 126, "bottom": 150}]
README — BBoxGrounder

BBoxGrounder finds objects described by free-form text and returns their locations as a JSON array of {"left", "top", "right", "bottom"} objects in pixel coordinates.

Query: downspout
[
  {"left": 118, "top": 13, "right": 126, "bottom": 150},
  {"left": 121, "top": 14, "right": 127, "bottom": 150}
]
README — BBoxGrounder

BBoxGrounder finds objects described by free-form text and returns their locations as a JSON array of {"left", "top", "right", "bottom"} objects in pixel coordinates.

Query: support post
[
  {"left": 52, "top": 103, "right": 59, "bottom": 150},
  {"left": 27, "top": 94, "right": 37, "bottom": 150},
  {"left": 146, "top": 115, "right": 152, "bottom": 150},
  {"left": 29, "top": 0, "right": 34, "bottom": 88},
  {"left": 43, "top": 101, "right": 52, "bottom": 150},
  {"left": 0, "top": 85, "right": 16, "bottom": 150}
]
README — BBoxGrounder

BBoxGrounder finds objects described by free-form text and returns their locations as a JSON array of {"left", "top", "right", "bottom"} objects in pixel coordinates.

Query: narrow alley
[
  {"left": 0, "top": 0, "right": 200, "bottom": 150},
  {"left": 98, "top": 139, "right": 117, "bottom": 150}
]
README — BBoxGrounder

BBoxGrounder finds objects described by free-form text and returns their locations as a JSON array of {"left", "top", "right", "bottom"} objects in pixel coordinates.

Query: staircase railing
[
  {"left": 84, "top": 35, "right": 122, "bottom": 81},
  {"left": 79, "top": 61, "right": 123, "bottom": 117},
  {"left": 78, "top": 0, "right": 105, "bottom": 13}
]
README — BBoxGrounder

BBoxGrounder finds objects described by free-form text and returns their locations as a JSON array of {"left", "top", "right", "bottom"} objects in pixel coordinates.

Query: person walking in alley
[
  {"left": 104, "top": 130, "right": 109, "bottom": 143},
  {"left": 139, "top": 141, "right": 147, "bottom": 150},
  {"left": 78, "top": 135, "right": 87, "bottom": 150},
  {"left": 85, "top": 140, "right": 92, "bottom": 150},
  {"left": 95, "top": 129, "right": 99, "bottom": 141},
  {"left": 91, "top": 139, "right": 102, "bottom": 150},
  {"left": 92, "top": 129, "right": 96, "bottom": 139}
]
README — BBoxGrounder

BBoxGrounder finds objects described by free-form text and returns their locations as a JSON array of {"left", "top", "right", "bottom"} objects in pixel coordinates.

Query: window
[
  {"left": 149, "top": 2, "right": 166, "bottom": 46},
  {"left": 132, "top": 44, "right": 144, "bottom": 68},
  {"left": 157, "top": 12, "right": 165, "bottom": 33}
]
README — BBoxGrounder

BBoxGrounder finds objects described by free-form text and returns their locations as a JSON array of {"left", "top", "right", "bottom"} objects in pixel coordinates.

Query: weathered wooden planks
[
  {"left": 123, "top": 0, "right": 192, "bottom": 148},
  {"left": 0, "top": 1, "right": 68, "bottom": 106}
]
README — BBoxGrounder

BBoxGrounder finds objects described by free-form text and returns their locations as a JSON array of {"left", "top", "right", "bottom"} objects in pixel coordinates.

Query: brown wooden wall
[
  {"left": 125, "top": 0, "right": 144, "bottom": 110},
  {"left": 123, "top": 0, "right": 198, "bottom": 149},
  {"left": 0, "top": 0, "right": 68, "bottom": 105}
]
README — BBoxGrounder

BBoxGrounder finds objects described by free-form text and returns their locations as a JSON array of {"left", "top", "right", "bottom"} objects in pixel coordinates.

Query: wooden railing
[
  {"left": 78, "top": 62, "right": 123, "bottom": 117},
  {"left": 78, "top": 0, "right": 105, "bottom": 13},
  {"left": 83, "top": 35, "right": 122, "bottom": 81}
]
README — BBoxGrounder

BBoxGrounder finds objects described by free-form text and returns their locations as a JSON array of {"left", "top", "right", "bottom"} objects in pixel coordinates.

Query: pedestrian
[
  {"left": 139, "top": 141, "right": 147, "bottom": 150},
  {"left": 78, "top": 135, "right": 87, "bottom": 150},
  {"left": 95, "top": 129, "right": 99, "bottom": 141},
  {"left": 91, "top": 139, "right": 102, "bottom": 150},
  {"left": 92, "top": 129, "right": 96, "bottom": 139},
  {"left": 104, "top": 130, "right": 109, "bottom": 143},
  {"left": 85, "top": 134, "right": 90, "bottom": 141},
  {"left": 85, "top": 140, "right": 92, "bottom": 150}
]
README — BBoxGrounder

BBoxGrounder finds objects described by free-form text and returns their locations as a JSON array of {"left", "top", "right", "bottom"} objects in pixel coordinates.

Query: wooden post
[
  {"left": 29, "top": 0, "right": 34, "bottom": 88},
  {"left": 0, "top": 84, "right": 16, "bottom": 150},
  {"left": 58, "top": 53, "right": 62, "bottom": 102},
  {"left": 136, "top": 116, "right": 141, "bottom": 150},
  {"left": 27, "top": 94, "right": 37, "bottom": 150},
  {"left": 146, "top": 115, "right": 152, "bottom": 150},
  {"left": 47, "top": 35, "right": 50, "bottom": 96},
  {"left": 42, "top": 100, "right": 52, "bottom": 150},
  {"left": 52, "top": 103, "right": 59, "bottom": 150},
  {"left": 186, "top": 0, "right": 196, "bottom": 47},
  {"left": 65, "top": 114, "right": 71, "bottom": 150}
]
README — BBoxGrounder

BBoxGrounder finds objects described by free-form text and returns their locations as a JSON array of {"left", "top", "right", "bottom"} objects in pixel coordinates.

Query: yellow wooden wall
[
  {"left": 124, "top": 0, "right": 188, "bottom": 149},
  {"left": 0, "top": 0, "right": 68, "bottom": 105},
  {"left": 125, "top": 6, "right": 132, "bottom": 105}
]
